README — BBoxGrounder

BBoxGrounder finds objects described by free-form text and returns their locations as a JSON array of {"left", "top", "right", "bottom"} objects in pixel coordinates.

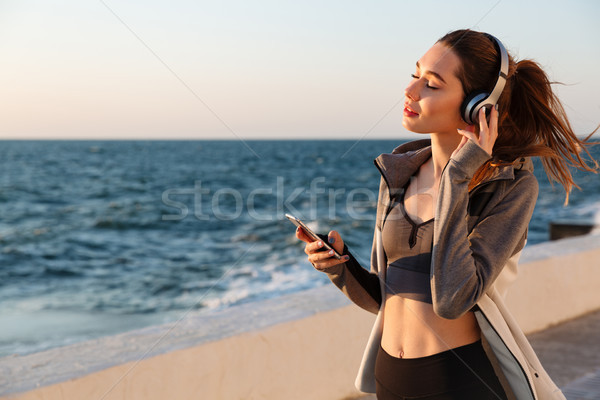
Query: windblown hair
[{"left": 438, "top": 29, "right": 598, "bottom": 204}]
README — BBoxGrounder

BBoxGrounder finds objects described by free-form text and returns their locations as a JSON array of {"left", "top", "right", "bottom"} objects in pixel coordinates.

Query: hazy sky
[{"left": 1, "top": 0, "right": 599, "bottom": 140}]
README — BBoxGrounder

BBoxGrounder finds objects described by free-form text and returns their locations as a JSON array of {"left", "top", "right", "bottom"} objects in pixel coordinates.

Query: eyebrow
[{"left": 416, "top": 61, "right": 447, "bottom": 84}]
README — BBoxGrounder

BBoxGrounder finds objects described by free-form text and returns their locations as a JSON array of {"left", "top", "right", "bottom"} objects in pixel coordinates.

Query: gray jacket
[{"left": 325, "top": 139, "right": 565, "bottom": 399}]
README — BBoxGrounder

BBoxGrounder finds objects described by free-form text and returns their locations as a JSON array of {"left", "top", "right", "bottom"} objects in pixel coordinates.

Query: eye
[{"left": 410, "top": 74, "right": 438, "bottom": 90}]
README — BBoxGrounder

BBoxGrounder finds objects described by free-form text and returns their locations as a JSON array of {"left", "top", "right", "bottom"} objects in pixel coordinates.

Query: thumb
[{"left": 327, "top": 230, "right": 344, "bottom": 255}]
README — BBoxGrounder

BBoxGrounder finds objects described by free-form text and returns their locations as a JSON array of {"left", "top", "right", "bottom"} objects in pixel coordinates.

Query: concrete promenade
[
  {"left": 531, "top": 309, "right": 600, "bottom": 399},
  {"left": 353, "top": 308, "right": 600, "bottom": 400}
]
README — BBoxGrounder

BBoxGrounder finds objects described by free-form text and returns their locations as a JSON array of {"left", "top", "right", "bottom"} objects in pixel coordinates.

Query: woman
[{"left": 296, "top": 29, "right": 596, "bottom": 399}]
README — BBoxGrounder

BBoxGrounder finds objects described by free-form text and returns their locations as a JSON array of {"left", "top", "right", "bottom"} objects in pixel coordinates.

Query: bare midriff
[{"left": 380, "top": 293, "right": 481, "bottom": 359}]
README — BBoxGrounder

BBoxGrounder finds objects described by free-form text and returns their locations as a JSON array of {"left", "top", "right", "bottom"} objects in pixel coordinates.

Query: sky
[{"left": 0, "top": 0, "right": 599, "bottom": 140}]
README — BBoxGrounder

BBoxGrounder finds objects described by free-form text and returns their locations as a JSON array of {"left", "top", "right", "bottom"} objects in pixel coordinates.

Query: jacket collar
[
  {"left": 373, "top": 139, "right": 432, "bottom": 199},
  {"left": 374, "top": 139, "right": 534, "bottom": 195}
]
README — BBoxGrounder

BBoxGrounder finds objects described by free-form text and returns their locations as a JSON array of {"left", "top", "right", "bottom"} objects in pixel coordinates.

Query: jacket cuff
[
  {"left": 324, "top": 244, "right": 353, "bottom": 275},
  {"left": 450, "top": 139, "right": 492, "bottom": 177}
]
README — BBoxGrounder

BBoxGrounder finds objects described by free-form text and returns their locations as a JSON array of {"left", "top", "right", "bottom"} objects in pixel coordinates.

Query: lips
[{"left": 403, "top": 103, "right": 419, "bottom": 117}]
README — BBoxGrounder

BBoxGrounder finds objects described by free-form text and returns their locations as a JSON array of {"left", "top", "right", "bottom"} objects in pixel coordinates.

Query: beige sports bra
[{"left": 381, "top": 183, "right": 434, "bottom": 304}]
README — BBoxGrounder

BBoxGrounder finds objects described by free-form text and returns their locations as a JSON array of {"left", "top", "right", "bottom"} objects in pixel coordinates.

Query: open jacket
[{"left": 325, "top": 139, "right": 565, "bottom": 399}]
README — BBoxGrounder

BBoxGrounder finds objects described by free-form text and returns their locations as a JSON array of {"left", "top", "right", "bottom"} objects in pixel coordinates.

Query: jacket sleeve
[
  {"left": 321, "top": 238, "right": 382, "bottom": 314},
  {"left": 432, "top": 140, "right": 539, "bottom": 319}
]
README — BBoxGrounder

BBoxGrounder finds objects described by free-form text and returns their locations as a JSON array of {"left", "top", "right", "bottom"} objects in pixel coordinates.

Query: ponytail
[{"left": 481, "top": 59, "right": 598, "bottom": 204}]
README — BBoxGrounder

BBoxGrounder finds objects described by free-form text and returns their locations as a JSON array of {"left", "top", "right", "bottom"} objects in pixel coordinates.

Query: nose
[{"left": 404, "top": 80, "right": 420, "bottom": 102}]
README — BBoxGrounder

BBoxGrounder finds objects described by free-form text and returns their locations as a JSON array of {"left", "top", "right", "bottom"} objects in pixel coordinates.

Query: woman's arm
[
  {"left": 321, "top": 235, "right": 382, "bottom": 314},
  {"left": 432, "top": 139, "right": 538, "bottom": 319},
  {"left": 297, "top": 227, "right": 381, "bottom": 314}
]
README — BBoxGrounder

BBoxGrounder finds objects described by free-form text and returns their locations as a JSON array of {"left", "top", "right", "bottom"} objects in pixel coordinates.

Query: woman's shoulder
[
  {"left": 506, "top": 158, "right": 539, "bottom": 194},
  {"left": 468, "top": 164, "right": 538, "bottom": 218},
  {"left": 476, "top": 157, "right": 538, "bottom": 190},
  {"left": 511, "top": 166, "right": 539, "bottom": 197}
]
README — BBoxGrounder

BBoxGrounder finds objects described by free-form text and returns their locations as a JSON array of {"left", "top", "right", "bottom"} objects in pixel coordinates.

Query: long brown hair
[{"left": 438, "top": 29, "right": 598, "bottom": 204}]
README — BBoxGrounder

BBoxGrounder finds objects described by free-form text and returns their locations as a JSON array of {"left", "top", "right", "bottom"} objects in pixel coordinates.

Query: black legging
[{"left": 375, "top": 340, "right": 508, "bottom": 400}]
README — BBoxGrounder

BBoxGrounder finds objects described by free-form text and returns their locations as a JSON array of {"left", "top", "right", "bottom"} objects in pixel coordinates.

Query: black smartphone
[{"left": 285, "top": 213, "right": 342, "bottom": 260}]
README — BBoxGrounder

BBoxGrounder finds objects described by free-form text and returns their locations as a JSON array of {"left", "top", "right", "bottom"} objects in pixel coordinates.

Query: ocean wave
[{"left": 42, "top": 267, "right": 81, "bottom": 278}]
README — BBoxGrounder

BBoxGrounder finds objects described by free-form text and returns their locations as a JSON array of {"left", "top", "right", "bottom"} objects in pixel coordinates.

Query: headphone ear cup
[{"left": 460, "top": 91, "right": 488, "bottom": 124}]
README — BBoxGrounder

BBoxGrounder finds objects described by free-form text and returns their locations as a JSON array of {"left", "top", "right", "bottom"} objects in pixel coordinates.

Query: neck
[{"left": 430, "top": 132, "right": 462, "bottom": 181}]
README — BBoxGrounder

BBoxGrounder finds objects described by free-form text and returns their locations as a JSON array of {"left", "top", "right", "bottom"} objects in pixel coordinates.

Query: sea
[{"left": 1, "top": 140, "right": 599, "bottom": 357}]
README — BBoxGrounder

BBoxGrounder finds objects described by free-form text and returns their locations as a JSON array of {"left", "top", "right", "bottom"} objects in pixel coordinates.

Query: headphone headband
[{"left": 461, "top": 33, "right": 509, "bottom": 124}]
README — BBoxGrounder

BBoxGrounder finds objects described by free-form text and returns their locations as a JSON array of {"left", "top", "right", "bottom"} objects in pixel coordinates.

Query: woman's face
[{"left": 402, "top": 43, "right": 467, "bottom": 135}]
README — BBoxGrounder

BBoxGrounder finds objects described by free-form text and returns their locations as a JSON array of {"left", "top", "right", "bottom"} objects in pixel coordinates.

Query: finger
[
  {"left": 478, "top": 106, "right": 489, "bottom": 138},
  {"left": 296, "top": 226, "right": 314, "bottom": 244},
  {"left": 310, "top": 253, "right": 349, "bottom": 270},
  {"left": 479, "top": 105, "right": 499, "bottom": 155},
  {"left": 455, "top": 130, "right": 470, "bottom": 143},
  {"left": 304, "top": 238, "right": 325, "bottom": 255},
  {"left": 489, "top": 104, "right": 499, "bottom": 142},
  {"left": 327, "top": 230, "right": 344, "bottom": 255},
  {"left": 451, "top": 133, "right": 469, "bottom": 158},
  {"left": 457, "top": 128, "right": 476, "bottom": 143},
  {"left": 309, "top": 247, "right": 339, "bottom": 263}
]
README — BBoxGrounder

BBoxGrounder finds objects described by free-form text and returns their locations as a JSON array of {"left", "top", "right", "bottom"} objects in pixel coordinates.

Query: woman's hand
[
  {"left": 296, "top": 227, "right": 349, "bottom": 271},
  {"left": 454, "top": 105, "right": 499, "bottom": 157}
]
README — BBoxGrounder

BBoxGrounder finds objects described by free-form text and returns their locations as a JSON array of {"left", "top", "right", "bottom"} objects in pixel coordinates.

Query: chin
[{"left": 402, "top": 119, "right": 430, "bottom": 135}]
